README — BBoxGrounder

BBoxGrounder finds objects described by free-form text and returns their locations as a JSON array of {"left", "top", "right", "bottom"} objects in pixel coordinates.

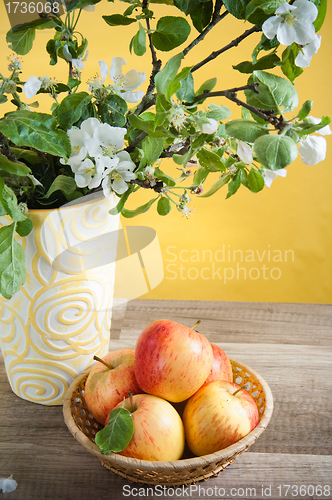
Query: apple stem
[
  {"left": 191, "top": 320, "right": 201, "bottom": 330},
  {"left": 128, "top": 391, "right": 136, "bottom": 413},
  {"left": 93, "top": 355, "right": 113, "bottom": 370},
  {"left": 233, "top": 385, "right": 246, "bottom": 396}
]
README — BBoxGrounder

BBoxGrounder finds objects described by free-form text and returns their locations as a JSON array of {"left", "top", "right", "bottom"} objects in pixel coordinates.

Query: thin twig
[
  {"left": 135, "top": 1, "right": 162, "bottom": 116},
  {"left": 191, "top": 24, "right": 262, "bottom": 73},
  {"left": 125, "top": 131, "right": 148, "bottom": 153},
  {"left": 189, "top": 84, "right": 284, "bottom": 127},
  {"left": 160, "top": 138, "right": 191, "bottom": 158},
  {"left": 130, "top": 178, "right": 164, "bottom": 192},
  {"left": 183, "top": 1, "right": 228, "bottom": 56}
]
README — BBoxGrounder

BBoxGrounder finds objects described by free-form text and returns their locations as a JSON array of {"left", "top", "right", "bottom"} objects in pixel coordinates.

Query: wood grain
[{"left": 1, "top": 299, "right": 331, "bottom": 500}]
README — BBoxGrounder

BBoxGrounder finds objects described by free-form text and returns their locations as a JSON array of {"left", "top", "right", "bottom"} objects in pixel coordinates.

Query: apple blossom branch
[
  {"left": 135, "top": 8, "right": 261, "bottom": 117},
  {"left": 189, "top": 83, "right": 285, "bottom": 128},
  {"left": 135, "top": 0, "right": 162, "bottom": 117},
  {"left": 190, "top": 24, "right": 262, "bottom": 73}
]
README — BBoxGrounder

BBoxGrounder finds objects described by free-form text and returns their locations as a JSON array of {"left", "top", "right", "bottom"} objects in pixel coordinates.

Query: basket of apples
[{"left": 63, "top": 319, "right": 273, "bottom": 486}]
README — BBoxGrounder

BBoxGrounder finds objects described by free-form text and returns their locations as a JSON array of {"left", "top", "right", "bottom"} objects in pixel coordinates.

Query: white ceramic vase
[{"left": 0, "top": 193, "right": 119, "bottom": 405}]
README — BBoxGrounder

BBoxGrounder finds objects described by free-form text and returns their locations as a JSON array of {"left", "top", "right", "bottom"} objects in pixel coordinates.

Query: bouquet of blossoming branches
[{"left": 0, "top": 0, "right": 330, "bottom": 299}]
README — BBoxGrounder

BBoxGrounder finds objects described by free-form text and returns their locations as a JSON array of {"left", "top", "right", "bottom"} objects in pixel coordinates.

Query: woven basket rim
[{"left": 63, "top": 357, "right": 273, "bottom": 472}]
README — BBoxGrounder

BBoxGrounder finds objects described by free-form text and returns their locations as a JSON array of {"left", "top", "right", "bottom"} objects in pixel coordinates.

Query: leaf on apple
[{"left": 94, "top": 407, "right": 134, "bottom": 454}]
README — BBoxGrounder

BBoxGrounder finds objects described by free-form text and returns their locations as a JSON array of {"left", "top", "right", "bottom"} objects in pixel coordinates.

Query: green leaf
[
  {"left": 312, "top": 0, "right": 327, "bottom": 31},
  {"left": 172, "top": 148, "right": 193, "bottom": 166},
  {"left": 190, "top": 1, "right": 213, "bottom": 32},
  {"left": 103, "top": 14, "right": 137, "bottom": 26},
  {"left": 226, "top": 172, "right": 241, "bottom": 198},
  {"left": 121, "top": 197, "right": 158, "bottom": 218},
  {"left": 102, "top": 94, "right": 128, "bottom": 127},
  {"left": 239, "top": 168, "right": 249, "bottom": 187},
  {"left": 131, "top": 22, "right": 146, "bottom": 56},
  {"left": 0, "top": 153, "right": 31, "bottom": 176},
  {"left": 0, "top": 222, "right": 27, "bottom": 299},
  {"left": 46, "top": 39, "right": 62, "bottom": 66},
  {"left": 280, "top": 44, "right": 303, "bottom": 83},
  {"left": 0, "top": 111, "right": 71, "bottom": 158},
  {"left": 206, "top": 104, "right": 232, "bottom": 121},
  {"left": 11, "top": 148, "right": 40, "bottom": 165},
  {"left": 192, "top": 166, "right": 208, "bottom": 186},
  {"left": 166, "top": 66, "right": 192, "bottom": 102},
  {"left": 142, "top": 136, "right": 165, "bottom": 165},
  {"left": 0, "top": 181, "right": 26, "bottom": 222},
  {"left": 176, "top": 72, "right": 195, "bottom": 103},
  {"left": 43, "top": 175, "right": 77, "bottom": 199},
  {"left": 251, "top": 34, "right": 279, "bottom": 64},
  {"left": 155, "top": 53, "right": 184, "bottom": 97},
  {"left": 109, "top": 186, "right": 135, "bottom": 215},
  {"left": 6, "top": 18, "right": 56, "bottom": 55},
  {"left": 95, "top": 407, "right": 134, "bottom": 454},
  {"left": 128, "top": 114, "right": 172, "bottom": 138},
  {"left": 233, "top": 53, "right": 280, "bottom": 74},
  {"left": 154, "top": 166, "right": 176, "bottom": 186},
  {"left": 245, "top": 0, "right": 284, "bottom": 24},
  {"left": 151, "top": 16, "right": 191, "bottom": 51},
  {"left": 297, "top": 100, "right": 314, "bottom": 121},
  {"left": 157, "top": 197, "right": 172, "bottom": 216},
  {"left": 16, "top": 219, "right": 33, "bottom": 237},
  {"left": 173, "top": 0, "right": 206, "bottom": 15},
  {"left": 199, "top": 174, "right": 230, "bottom": 197},
  {"left": 223, "top": 0, "right": 251, "bottom": 19},
  {"left": 245, "top": 70, "right": 299, "bottom": 114},
  {"left": 247, "top": 168, "right": 264, "bottom": 192},
  {"left": 296, "top": 116, "right": 331, "bottom": 136},
  {"left": 195, "top": 78, "right": 217, "bottom": 98},
  {"left": 56, "top": 92, "right": 92, "bottom": 130},
  {"left": 66, "top": 0, "right": 102, "bottom": 12},
  {"left": 254, "top": 134, "right": 298, "bottom": 170},
  {"left": 196, "top": 148, "right": 225, "bottom": 172},
  {"left": 225, "top": 120, "right": 268, "bottom": 143}
]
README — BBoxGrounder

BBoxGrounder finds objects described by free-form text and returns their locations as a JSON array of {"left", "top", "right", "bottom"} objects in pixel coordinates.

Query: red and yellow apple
[
  {"left": 85, "top": 349, "right": 142, "bottom": 424},
  {"left": 134, "top": 319, "right": 213, "bottom": 402},
  {"left": 110, "top": 393, "right": 185, "bottom": 461},
  {"left": 204, "top": 343, "right": 233, "bottom": 384},
  {"left": 183, "top": 380, "right": 259, "bottom": 456}
]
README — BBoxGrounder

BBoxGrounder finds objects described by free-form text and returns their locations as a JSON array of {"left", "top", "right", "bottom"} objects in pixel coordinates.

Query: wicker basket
[{"left": 63, "top": 358, "right": 273, "bottom": 486}]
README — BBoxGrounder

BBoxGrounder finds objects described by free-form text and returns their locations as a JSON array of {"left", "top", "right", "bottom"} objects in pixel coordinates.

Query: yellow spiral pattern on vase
[{"left": 0, "top": 194, "right": 119, "bottom": 405}]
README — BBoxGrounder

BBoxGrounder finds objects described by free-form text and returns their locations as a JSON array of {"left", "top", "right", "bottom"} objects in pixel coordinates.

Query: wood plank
[
  {"left": 1, "top": 300, "right": 331, "bottom": 500},
  {"left": 116, "top": 299, "right": 332, "bottom": 346}
]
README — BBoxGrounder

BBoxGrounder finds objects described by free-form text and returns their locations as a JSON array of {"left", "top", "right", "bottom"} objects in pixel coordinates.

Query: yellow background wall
[{"left": 1, "top": 1, "right": 331, "bottom": 303}]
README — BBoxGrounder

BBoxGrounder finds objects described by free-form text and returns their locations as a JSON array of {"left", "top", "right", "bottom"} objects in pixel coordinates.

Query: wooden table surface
[{"left": 1, "top": 299, "right": 332, "bottom": 500}]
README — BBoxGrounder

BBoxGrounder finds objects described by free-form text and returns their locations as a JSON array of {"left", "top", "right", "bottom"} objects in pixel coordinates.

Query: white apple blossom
[
  {"left": 23, "top": 75, "right": 57, "bottom": 99},
  {"left": 262, "top": 0, "right": 318, "bottom": 46},
  {"left": 71, "top": 157, "right": 108, "bottom": 189},
  {"left": 237, "top": 141, "right": 253, "bottom": 164},
  {"left": 0, "top": 475, "right": 18, "bottom": 494},
  {"left": 109, "top": 57, "right": 146, "bottom": 103},
  {"left": 23, "top": 75, "right": 42, "bottom": 99},
  {"left": 86, "top": 123, "right": 127, "bottom": 158},
  {"left": 168, "top": 107, "right": 187, "bottom": 131},
  {"left": 102, "top": 151, "right": 136, "bottom": 196},
  {"left": 299, "top": 135, "right": 327, "bottom": 165},
  {"left": 261, "top": 168, "right": 287, "bottom": 188},
  {"left": 295, "top": 34, "right": 321, "bottom": 68},
  {"left": 201, "top": 118, "right": 219, "bottom": 134}
]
